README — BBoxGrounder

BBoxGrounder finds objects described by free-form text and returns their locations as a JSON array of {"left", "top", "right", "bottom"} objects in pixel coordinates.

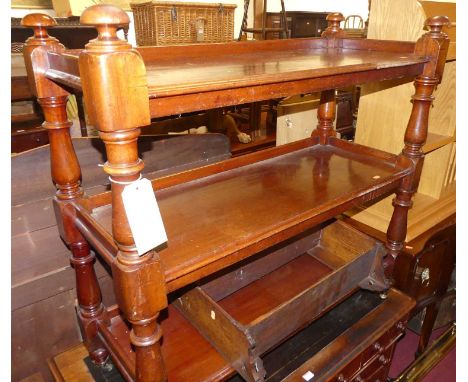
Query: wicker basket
[{"left": 131, "top": 1, "right": 236, "bottom": 46}]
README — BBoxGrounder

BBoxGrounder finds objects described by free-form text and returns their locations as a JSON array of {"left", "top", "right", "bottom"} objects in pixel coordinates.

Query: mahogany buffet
[{"left": 21, "top": 5, "right": 449, "bottom": 382}]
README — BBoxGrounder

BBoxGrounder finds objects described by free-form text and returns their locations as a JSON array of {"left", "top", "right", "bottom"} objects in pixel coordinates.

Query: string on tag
[{"left": 108, "top": 174, "right": 143, "bottom": 185}]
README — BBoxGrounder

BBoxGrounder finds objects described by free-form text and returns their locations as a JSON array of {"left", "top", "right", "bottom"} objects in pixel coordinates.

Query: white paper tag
[{"left": 121, "top": 178, "right": 168, "bottom": 256}]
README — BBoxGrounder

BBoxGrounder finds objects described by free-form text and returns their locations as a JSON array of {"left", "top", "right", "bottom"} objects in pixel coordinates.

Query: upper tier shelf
[
  {"left": 47, "top": 38, "right": 427, "bottom": 117},
  {"left": 78, "top": 137, "right": 411, "bottom": 292}
]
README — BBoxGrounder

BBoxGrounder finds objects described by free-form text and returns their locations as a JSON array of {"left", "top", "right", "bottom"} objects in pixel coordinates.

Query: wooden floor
[{"left": 45, "top": 345, "right": 94, "bottom": 382}]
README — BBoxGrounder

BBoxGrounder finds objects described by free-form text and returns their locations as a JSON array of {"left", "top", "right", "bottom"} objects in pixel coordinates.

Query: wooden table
[{"left": 20, "top": 6, "right": 450, "bottom": 382}]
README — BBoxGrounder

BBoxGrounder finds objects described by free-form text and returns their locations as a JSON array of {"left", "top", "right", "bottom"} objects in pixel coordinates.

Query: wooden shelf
[
  {"left": 91, "top": 288, "right": 413, "bottom": 382},
  {"left": 422, "top": 133, "right": 454, "bottom": 154},
  {"left": 82, "top": 137, "right": 410, "bottom": 292},
  {"left": 98, "top": 305, "right": 233, "bottom": 382},
  {"left": 175, "top": 221, "right": 385, "bottom": 380},
  {"left": 47, "top": 38, "right": 428, "bottom": 118},
  {"left": 347, "top": 189, "right": 456, "bottom": 242}
]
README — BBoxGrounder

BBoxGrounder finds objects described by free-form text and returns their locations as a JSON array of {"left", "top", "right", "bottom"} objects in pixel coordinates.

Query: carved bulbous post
[
  {"left": 321, "top": 13, "right": 345, "bottom": 44},
  {"left": 79, "top": 5, "right": 168, "bottom": 381},
  {"left": 21, "top": 13, "right": 110, "bottom": 365},
  {"left": 312, "top": 89, "right": 337, "bottom": 144},
  {"left": 310, "top": 13, "right": 345, "bottom": 143},
  {"left": 385, "top": 16, "right": 450, "bottom": 280}
]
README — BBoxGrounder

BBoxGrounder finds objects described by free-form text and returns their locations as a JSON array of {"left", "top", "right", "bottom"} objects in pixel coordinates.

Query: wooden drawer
[
  {"left": 11, "top": 128, "right": 49, "bottom": 153},
  {"left": 361, "top": 319, "right": 406, "bottom": 366},
  {"left": 268, "top": 289, "right": 413, "bottom": 382},
  {"left": 175, "top": 221, "right": 387, "bottom": 382},
  {"left": 354, "top": 347, "right": 393, "bottom": 381}
]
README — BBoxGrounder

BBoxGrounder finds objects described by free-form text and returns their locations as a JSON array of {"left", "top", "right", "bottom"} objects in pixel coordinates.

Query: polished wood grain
[
  {"left": 101, "top": 305, "right": 234, "bottom": 382},
  {"left": 89, "top": 139, "right": 408, "bottom": 291},
  {"left": 20, "top": 5, "right": 449, "bottom": 381},
  {"left": 175, "top": 221, "right": 386, "bottom": 380},
  {"left": 384, "top": 15, "right": 450, "bottom": 279},
  {"left": 281, "top": 288, "right": 414, "bottom": 382},
  {"left": 142, "top": 49, "right": 428, "bottom": 98}
]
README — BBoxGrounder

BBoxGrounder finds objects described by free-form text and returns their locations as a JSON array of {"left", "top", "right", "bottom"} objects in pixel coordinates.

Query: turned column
[
  {"left": 21, "top": 13, "right": 109, "bottom": 364},
  {"left": 385, "top": 16, "right": 450, "bottom": 280},
  {"left": 311, "top": 13, "right": 345, "bottom": 144},
  {"left": 312, "top": 89, "right": 337, "bottom": 144},
  {"left": 79, "top": 5, "right": 168, "bottom": 381}
]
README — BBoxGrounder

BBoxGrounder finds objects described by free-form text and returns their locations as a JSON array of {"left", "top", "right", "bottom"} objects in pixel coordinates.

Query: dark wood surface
[
  {"left": 174, "top": 220, "right": 386, "bottom": 380},
  {"left": 87, "top": 137, "right": 409, "bottom": 292},
  {"left": 12, "top": 17, "right": 98, "bottom": 50},
  {"left": 95, "top": 288, "right": 414, "bottom": 382},
  {"left": 266, "top": 11, "right": 329, "bottom": 39},
  {"left": 19, "top": 6, "right": 450, "bottom": 382},
  {"left": 345, "top": 213, "right": 456, "bottom": 356}
]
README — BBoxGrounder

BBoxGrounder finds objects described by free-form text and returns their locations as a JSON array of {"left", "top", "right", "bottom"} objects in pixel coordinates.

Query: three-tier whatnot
[{"left": 21, "top": 5, "right": 449, "bottom": 382}]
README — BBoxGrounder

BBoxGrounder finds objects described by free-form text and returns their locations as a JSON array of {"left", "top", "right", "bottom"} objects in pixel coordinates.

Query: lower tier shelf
[
  {"left": 94, "top": 288, "right": 413, "bottom": 382},
  {"left": 174, "top": 220, "right": 387, "bottom": 381}
]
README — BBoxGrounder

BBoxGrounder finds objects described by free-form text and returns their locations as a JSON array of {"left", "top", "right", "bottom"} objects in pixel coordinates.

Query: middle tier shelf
[{"left": 80, "top": 137, "right": 410, "bottom": 291}]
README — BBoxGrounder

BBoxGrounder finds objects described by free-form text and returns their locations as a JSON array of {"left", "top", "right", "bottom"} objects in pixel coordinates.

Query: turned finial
[
  {"left": 21, "top": 13, "right": 56, "bottom": 40},
  {"left": 424, "top": 15, "right": 450, "bottom": 37},
  {"left": 325, "top": 12, "right": 345, "bottom": 33},
  {"left": 80, "top": 4, "right": 130, "bottom": 42}
]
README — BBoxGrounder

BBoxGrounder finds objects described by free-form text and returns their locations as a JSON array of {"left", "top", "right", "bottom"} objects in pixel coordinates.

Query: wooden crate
[
  {"left": 175, "top": 221, "right": 387, "bottom": 381},
  {"left": 130, "top": 1, "right": 236, "bottom": 46}
]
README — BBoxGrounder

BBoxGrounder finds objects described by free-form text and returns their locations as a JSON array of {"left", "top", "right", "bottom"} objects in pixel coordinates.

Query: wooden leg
[
  {"left": 416, "top": 302, "right": 440, "bottom": 356},
  {"left": 112, "top": 251, "right": 167, "bottom": 382},
  {"left": 385, "top": 184, "right": 413, "bottom": 280},
  {"left": 70, "top": 241, "right": 109, "bottom": 365},
  {"left": 312, "top": 89, "right": 337, "bottom": 144},
  {"left": 75, "top": 93, "right": 88, "bottom": 137},
  {"left": 386, "top": 73, "right": 441, "bottom": 283}
]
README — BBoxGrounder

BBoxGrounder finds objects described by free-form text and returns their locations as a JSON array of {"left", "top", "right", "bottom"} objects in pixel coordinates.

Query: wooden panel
[
  {"left": 12, "top": 135, "right": 230, "bottom": 206},
  {"left": 418, "top": 143, "right": 454, "bottom": 198},
  {"left": 218, "top": 254, "right": 332, "bottom": 325},
  {"left": 348, "top": 190, "right": 456, "bottom": 242},
  {"left": 12, "top": 76, "right": 33, "bottom": 101},
  {"left": 12, "top": 291, "right": 82, "bottom": 382},
  {"left": 428, "top": 61, "right": 456, "bottom": 137},
  {"left": 351, "top": 0, "right": 456, "bottom": 236},
  {"left": 276, "top": 94, "right": 320, "bottom": 146}
]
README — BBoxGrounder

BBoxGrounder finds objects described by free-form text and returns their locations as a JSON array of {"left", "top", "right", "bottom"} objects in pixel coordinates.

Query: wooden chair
[
  {"left": 238, "top": 0, "right": 288, "bottom": 40},
  {"left": 344, "top": 15, "right": 364, "bottom": 29}
]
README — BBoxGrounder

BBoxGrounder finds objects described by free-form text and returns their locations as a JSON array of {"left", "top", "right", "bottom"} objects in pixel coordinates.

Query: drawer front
[
  {"left": 331, "top": 355, "right": 361, "bottom": 382},
  {"left": 11, "top": 129, "right": 49, "bottom": 153},
  {"left": 355, "top": 347, "right": 393, "bottom": 381},
  {"left": 362, "top": 319, "right": 406, "bottom": 365}
]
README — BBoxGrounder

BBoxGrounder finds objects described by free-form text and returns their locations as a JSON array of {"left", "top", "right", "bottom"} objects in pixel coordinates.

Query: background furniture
[
  {"left": 12, "top": 16, "right": 99, "bottom": 48},
  {"left": 131, "top": 1, "right": 236, "bottom": 46},
  {"left": 20, "top": 6, "right": 449, "bottom": 382},
  {"left": 266, "top": 11, "right": 328, "bottom": 39},
  {"left": 345, "top": 214, "right": 456, "bottom": 357},
  {"left": 11, "top": 53, "right": 48, "bottom": 153},
  {"left": 239, "top": 0, "right": 288, "bottom": 40},
  {"left": 11, "top": 16, "right": 97, "bottom": 152},
  {"left": 348, "top": 0, "right": 456, "bottom": 242},
  {"left": 276, "top": 90, "right": 356, "bottom": 146}
]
